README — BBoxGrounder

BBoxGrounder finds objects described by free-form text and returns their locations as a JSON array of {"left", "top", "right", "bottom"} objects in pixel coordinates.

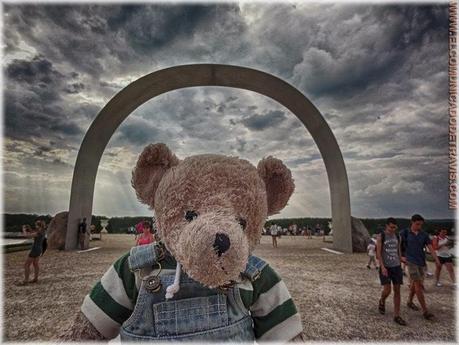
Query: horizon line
[{"left": 2, "top": 212, "right": 456, "bottom": 221}]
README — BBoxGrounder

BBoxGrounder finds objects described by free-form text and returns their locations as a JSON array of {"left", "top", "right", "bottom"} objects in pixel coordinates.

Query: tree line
[
  {"left": 3, "top": 213, "right": 454, "bottom": 235},
  {"left": 266, "top": 217, "right": 455, "bottom": 235}
]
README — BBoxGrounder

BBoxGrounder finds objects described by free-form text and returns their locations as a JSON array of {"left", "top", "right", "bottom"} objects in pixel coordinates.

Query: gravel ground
[{"left": 2, "top": 235, "right": 456, "bottom": 342}]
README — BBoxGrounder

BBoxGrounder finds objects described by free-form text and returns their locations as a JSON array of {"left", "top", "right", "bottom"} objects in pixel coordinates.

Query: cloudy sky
[{"left": 2, "top": 2, "right": 454, "bottom": 220}]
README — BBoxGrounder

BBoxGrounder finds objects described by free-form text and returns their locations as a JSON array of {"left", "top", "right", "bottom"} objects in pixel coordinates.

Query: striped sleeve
[
  {"left": 249, "top": 264, "right": 303, "bottom": 341},
  {"left": 81, "top": 252, "right": 137, "bottom": 339}
]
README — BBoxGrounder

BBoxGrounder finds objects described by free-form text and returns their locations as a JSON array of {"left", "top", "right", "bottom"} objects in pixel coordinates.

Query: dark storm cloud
[
  {"left": 72, "top": 102, "right": 102, "bottom": 119},
  {"left": 241, "top": 110, "right": 287, "bottom": 131},
  {"left": 128, "top": 88, "right": 244, "bottom": 144},
  {"left": 5, "top": 54, "right": 84, "bottom": 99},
  {"left": 4, "top": 6, "right": 106, "bottom": 77},
  {"left": 3, "top": 3, "right": 247, "bottom": 80},
  {"left": 33, "top": 145, "right": 52, "bottom": 156},
  {"left": 5, "top": 55, "right": 83, "bottom": 103},
  {"left": 49, "top": 121, "right": 83, "bottom": 136},
  {"left": 4, "top": 90, "right": 84, "bottom": 142},
  {"left": 64, "top": 82, "right": 85, "bottom": 94},
  {"left": 117, "top": 117, "right": 172, "bottom": 146},
  {"left": 107, "top": 4, "right": 216, "bottom": 53},
  {"left": 4, "top": 55, "right": 85, "bottom": 149},
  {"left": 291, "top": 5, "right": 448, "bottom": 99},
  {"left": 6, "top": 55, "right": 61, "bottom": 84}
]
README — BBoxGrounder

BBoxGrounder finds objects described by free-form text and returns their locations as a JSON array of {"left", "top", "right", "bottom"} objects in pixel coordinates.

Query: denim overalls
[{"left": 119, "top": 243, "right": 267, "bottom": 342}]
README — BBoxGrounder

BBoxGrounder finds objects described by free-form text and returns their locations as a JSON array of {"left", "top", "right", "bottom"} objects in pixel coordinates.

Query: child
[{"left": 367, "top": 237, "right": 378, "bottom": 269}]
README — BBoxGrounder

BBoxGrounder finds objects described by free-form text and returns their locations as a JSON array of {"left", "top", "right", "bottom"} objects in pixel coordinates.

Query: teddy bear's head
[{"left": 131, "top": 143, "right": 294, "bottom": 288}]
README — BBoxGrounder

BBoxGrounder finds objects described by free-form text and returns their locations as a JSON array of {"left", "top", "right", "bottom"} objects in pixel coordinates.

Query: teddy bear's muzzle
[{"left": 172, "top": 215, "right": 250, "bottom": 288}]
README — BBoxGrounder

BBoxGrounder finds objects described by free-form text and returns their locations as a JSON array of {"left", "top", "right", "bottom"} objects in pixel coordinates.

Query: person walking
[
  {"left": 314, "top": 223, "right": 321, "bottom": 236},
  {"left": 401, "top": 214, "right": 440, "bottom": 321},
  {"left": 270, "top": 224, "right": 278, "bottom": 248},
  {"left": 432, "top": 228, "right": 456, "bottom": 287},
  {"left": 376, "top": 218, "right": 407, "bottom": 325},
  {"left": 367, "top": 237, "right": 378, "bottom": 269},
  {"left": 18, "top": 220, "right": 46, "bottom": 285}
]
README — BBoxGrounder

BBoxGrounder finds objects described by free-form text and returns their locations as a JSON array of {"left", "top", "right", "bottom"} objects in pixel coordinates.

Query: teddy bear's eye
[
  {"left": 185, "top": 210, "right": 198, "bottom": 222},
  {"left": 238, "top": 218, "right": 247, "bottom": 231}
]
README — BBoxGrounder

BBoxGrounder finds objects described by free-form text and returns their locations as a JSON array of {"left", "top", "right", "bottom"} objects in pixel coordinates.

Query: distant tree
[
  {"left": 3, "top": 213, "right": 52, "bottom": 232},
  {"left": 106, "top": 216, "right": 154, "bottom": 233},
  {"left": 265, "top": 217, "right": 454, "bottom": 236}
]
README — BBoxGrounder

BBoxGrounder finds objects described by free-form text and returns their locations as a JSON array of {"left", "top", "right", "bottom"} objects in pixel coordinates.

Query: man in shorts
[
  {"left": 376, "top": 217, "right": 406, "bottom": 325},
  {"left": 400, "top": 214, "right": 440, "bottom": 320}
]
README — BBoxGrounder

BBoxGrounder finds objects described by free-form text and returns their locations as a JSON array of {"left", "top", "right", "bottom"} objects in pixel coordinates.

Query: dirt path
[{"left": 2, "top": 235, "right": 456, "bottom": 341}]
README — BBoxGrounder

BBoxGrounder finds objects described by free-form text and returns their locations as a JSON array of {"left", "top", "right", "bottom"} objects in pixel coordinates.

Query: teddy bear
[{"left": 60, "top": 143, "right": 304, "bottom": 342}]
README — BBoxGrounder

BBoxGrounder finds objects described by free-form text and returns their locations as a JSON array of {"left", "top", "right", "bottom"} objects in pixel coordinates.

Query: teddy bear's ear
[
  {"left": 131, "top": 143, "right": 179, "bottom": 207},
  {"left": 257, "top": 157, "right": 295, "bottom": 215}
]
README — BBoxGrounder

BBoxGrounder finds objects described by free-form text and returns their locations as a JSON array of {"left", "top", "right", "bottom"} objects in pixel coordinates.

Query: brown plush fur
[
  {"left": 257, "top": 156, "right": 295, "bottom": 215},
  {"left": 131, "top": 143, "right": 180, "bottom": 207},
  {"left": 132, "top": 144, "right": 295, "bottom": 287}
]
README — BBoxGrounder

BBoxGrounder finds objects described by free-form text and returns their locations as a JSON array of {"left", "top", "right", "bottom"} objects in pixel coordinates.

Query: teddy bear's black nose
[{"left": 213, "top": 233, "right": 231, "bottom": 257}]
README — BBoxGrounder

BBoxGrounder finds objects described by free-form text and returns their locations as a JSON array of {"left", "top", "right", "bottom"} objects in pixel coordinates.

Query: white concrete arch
[{"left": 65, "top": 64, "right": 353, "bottom": 252}]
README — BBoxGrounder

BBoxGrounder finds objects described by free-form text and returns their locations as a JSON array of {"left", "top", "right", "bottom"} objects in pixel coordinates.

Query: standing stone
[
  {"left": 351, "top": 216, "right": 371, "bottom": 253},
  {"left": 48, "top": 211, "right": 69, "bottom": 250}
]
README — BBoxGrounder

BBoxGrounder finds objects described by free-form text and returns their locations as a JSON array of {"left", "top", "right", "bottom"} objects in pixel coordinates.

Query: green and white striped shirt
[{"left": 81, "top": 251, "right": 303, "bottom": 341}]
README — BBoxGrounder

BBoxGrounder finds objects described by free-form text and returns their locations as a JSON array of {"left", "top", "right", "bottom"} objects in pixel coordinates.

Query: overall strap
[
  {"left": 128, "top": 242, "right": 165, "bottom": 271},
  {"left": 241, "top": 255, "right": 267, "bottom": 282}
]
